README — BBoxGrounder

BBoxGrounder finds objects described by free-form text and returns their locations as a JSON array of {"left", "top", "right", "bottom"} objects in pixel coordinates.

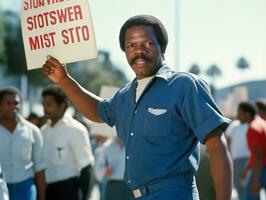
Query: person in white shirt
[
  {"left": 41, "top": 85, "right": 94, "bottom": 200},
  {"left": 94, "top": 137, "right": 131, "bottom": 200},
  {"left": 0, "top": 87, "right": 46, "bottom": 200},
  {"left": 225, "top": 119, "right": 249, "bottom": 200},
  {"left": 0, "top": 163, "right": 9, "bottom": 200}
]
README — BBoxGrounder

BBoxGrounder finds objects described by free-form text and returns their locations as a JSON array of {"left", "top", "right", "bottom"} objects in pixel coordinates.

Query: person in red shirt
[{"left": 237, "top": 102, "right": 266, "bottom": 200}]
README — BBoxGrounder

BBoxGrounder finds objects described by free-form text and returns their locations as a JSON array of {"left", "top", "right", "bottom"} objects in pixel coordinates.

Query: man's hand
[
  {"left": 251, "top": 177, "right": 260, "bottom": 194},
  {"left": 104, "top": 166, "right": 113, "bottom": 177},
  {"left": 42, "top": 55, "right": 68, "bottom": 84}
]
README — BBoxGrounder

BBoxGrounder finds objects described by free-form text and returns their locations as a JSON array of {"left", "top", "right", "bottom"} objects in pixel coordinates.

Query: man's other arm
[{"left": 205, "top": 127, "right": 233, "bottom": 200}]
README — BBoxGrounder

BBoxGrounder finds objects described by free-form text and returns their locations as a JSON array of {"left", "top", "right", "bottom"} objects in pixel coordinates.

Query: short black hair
[
  {"left": 0, "top": 86, "right": 22, "bottom": 103},
  {"left": 42, "top": 85, "right": 69, "bottom": 107},
  {"left": 238, "top": 101, "right": 257, "bottom": 118},
  {"left": 119, "top": 15, "right": 168, "bottom": 53},
  {"left": 255, "top": 101, "right": 266, "bottom": 113}
]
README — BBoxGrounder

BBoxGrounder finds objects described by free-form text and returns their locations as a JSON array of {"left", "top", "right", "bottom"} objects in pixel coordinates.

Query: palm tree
[
  {"left": 206, "top": 64, "right": 222, "bottom": 96},
  {"left": 188, "top": 64, "right": 201, "bottom": 75},
  {"left": 236, "top": 57, "right": 249, "bottom": 70}
]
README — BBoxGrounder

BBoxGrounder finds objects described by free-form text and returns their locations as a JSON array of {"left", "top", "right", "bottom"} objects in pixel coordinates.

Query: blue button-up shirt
[{"left": 98, "top": 65, "right": 230, "bottom": 189}]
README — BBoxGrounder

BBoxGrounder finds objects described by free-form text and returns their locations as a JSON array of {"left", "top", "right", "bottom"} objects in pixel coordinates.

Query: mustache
[{"left": 130, "top": 55, "right": 152, "bottom": 65}]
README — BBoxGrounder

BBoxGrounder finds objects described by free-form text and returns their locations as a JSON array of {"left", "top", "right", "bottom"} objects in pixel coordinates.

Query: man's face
[
  {"left": 42, "top": 95, "right": 64, "bottom": 122},
  {"left": 237, "top": 108, "right": 248, "bottom": 123},
  {"left": 0, "top": 94, "right": 21, "bottom": 120},
  {"left": 124, "top": 25, "right": 164, "bottom": 80}
]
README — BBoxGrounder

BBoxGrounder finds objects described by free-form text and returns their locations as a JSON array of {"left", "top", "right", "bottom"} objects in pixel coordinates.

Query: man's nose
[{"left": 134, "top": 43, "right": 147, "bottom": 55}]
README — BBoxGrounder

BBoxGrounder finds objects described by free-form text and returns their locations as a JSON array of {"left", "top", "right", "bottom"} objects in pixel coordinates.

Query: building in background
[{"left": 215, "top": 80, "right": 266, "bottom": 117}]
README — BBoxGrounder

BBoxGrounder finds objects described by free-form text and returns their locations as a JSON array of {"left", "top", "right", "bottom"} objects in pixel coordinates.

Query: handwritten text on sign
[{"left": 21, "top": 0, "right": 97, "bottom": 70}]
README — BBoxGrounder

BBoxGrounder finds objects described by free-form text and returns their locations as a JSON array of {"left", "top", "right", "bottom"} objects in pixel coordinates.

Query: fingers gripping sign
[{"left": 42, "top": 55, "right": 68, "bottom": 84}]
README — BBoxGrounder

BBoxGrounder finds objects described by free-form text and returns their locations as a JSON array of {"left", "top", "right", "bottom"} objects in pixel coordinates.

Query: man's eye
[
  {"left": 126, "top": 44, "right": 134, "bottom": 49},
  {"left": 146, "top": 41, "right": 154, "bottom": 47}
]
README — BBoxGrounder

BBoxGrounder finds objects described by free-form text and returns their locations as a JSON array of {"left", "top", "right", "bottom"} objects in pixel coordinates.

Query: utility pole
[{"left": 174, "top": 0, "right": 180, "bottom": 70}]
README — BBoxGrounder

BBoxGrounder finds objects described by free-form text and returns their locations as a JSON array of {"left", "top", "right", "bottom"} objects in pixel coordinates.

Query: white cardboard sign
[{"left": 21, "top": 0, "right": 97, "bottom": 70}]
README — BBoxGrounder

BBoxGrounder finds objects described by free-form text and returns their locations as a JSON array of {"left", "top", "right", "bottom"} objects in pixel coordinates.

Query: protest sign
[{"left": 21, "top": 0, "right": 97, "bottom": 70}]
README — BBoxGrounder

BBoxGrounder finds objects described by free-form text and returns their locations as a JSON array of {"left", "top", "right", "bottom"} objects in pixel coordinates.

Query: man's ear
[{"left": 59, "top": 102, "right": 67, "bottom": 113}]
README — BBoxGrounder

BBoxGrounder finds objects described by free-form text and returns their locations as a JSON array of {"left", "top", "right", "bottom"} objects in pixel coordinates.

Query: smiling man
[{"left": 42, "top": 15, "right": 232, "bottom": 200}]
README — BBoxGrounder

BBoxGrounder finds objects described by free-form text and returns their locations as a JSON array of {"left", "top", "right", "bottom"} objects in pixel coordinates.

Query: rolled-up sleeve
[
  {"left": 180, "top": 76, "right": 230, "bottom": 143},
  {"left": 32, "top": 127, "right": 46, "bottom": 173}
]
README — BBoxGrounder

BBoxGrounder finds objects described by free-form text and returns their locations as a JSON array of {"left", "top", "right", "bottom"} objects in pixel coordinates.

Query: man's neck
[{"left": 0, "top": 118, "right": 17, "bottom": 133}]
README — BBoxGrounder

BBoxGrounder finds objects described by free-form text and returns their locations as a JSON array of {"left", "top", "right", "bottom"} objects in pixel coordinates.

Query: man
[
  {"left": 0, "top": 87, "right": 46, "bottom": 200},
  {"left": 42, "top": 15, "right": 232, "bottom": 200},
  {"left": 41, "top": 85, "right": 94, "bottom": 200},
  {"left": 237, "top": 102, "right": 266, "bottom": 200},
  {"left": 225, "top": 120, "right": 249, "bottom": 200}
]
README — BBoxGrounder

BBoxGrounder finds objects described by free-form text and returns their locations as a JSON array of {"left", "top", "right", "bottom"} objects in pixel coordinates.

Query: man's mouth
[{"left": 130, "top": 55, "right": 152, "bottom": 65}]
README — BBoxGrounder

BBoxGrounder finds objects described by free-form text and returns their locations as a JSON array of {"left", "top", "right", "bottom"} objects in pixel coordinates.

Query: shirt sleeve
[
  {"left": 98, "top": 90, "right": 122, "bottom": 127},
  {"left": 69, "top": 125, "right": 94, "bottom": 169},
  {"left": 179, "top": 75, "right": 230, "bottom": 143},
  {"left": 31, "top": 126, "right": 46, "bottom": 173}
]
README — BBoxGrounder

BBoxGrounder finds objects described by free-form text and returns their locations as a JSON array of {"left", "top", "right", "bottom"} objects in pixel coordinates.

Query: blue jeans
[
  {"left": 7, "top": 178, "right": 36, "bottom": 200},
  {"left": 233, "top": 158, "right": 249, "bottom": 200},
  {"left": 244, "top": 167, "right": 266, "bottom": 200}
]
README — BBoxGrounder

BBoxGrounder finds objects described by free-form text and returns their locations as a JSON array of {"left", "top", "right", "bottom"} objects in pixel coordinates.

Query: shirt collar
[
  {"left": 154, "top": 65, "right": 174, "bottom": 82},
  {"left": 130, "top": 65, "right": 173, "bottom": 85},
  {"left": 45, "top": 112, "right": 73, "bottom": 127}
]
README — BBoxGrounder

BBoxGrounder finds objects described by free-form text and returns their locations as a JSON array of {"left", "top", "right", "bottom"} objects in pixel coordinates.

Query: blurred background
[{"left": 0, "top": 1, "right": 266, "bottom": 199}]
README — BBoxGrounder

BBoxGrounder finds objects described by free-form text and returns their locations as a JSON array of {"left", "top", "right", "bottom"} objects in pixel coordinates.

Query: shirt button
[
  {"left": 128, "top": 180, "right": 131, "bottom": 184},
  {"left": 130, "top": 133, "right": 134, "bottom": 136},
  {"left": 134, "top": 110, "right": 137, "bottom": 114},
  {"left": 126, "top": 156, "right": 130, "bottom": 160}
]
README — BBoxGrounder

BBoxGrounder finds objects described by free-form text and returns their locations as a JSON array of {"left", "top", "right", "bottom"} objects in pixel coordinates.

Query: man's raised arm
[{"left": 42, "top": 55, "right": 103, "bottom": 122}]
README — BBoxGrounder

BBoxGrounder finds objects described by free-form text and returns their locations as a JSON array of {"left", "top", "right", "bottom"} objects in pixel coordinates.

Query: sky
[{"left": 1, "top": 0, "right": 266, "bottom": 89}]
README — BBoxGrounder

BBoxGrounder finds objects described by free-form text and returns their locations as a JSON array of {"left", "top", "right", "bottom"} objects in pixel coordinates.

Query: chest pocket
[
  {"left": 48, "top": 142, "right": 69, "bottom": 166},
  {"left": 143, "top": 107, "right": 171, "bottom": 136}
]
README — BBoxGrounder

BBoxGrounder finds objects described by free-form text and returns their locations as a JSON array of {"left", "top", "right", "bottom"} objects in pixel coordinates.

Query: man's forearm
[
  {"left": 34, "top": 170, "right": 46, "bottom": 200},
  {"left": 59, "top": 76, "right": 103, "bottom": 122},
  {"left": 206, "top": 130, "right": 233, "bottom": 200}
]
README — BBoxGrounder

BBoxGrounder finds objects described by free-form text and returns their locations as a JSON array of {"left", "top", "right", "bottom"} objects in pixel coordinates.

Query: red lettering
[
  {"left": 61, "top": 25, "right": 90, "bottom": 45},
  {"left": 24, "top": 1, "right": 29, "bottom": 11},
  {"left": 56, "top": 8, "right": 67, "bottom": 23},
  {"left": 61, "top": 29, "right": 69, "bottom": 44},
  {"left": 27, "top": 17, "right": 33, "bottom": 30},
  {"left": 25, "top": 5, "right": 83, "bottom": 30},
  {"left": 28, "top": 32, "right": 56, "bottom": 50},
  {"left": 81, "top": 26, "right": 89, "bottom": 41},
  {"left": 73, "top": 5, "right": 83, "bottom": 20}
]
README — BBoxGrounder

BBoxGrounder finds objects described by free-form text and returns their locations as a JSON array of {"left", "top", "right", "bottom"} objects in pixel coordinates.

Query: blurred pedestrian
[
  {"left": 225, "top": 119, "right": 249, "bottom": 200},
  {"left": 94, "top": 137, "right": 131, "bottom": 200},
  {"left": 237, "top": 102, "right": 266, "bottom": 200},
  {"left": 0, "top": 163, "right": 9, "bottom": 200},
  {"left": 255, "top": 101, "right": 266, "bottom": 121},
  {"left": 41, "top": 85, "right": 94, "bottom": 200},
  {"left": 0, "top": 87, "right": 46, "bottom": 200}
]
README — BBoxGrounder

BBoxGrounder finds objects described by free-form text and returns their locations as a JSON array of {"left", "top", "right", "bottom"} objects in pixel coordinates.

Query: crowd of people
[{"left": 0, "top": 14, "right": 265, "bottom": 200}]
